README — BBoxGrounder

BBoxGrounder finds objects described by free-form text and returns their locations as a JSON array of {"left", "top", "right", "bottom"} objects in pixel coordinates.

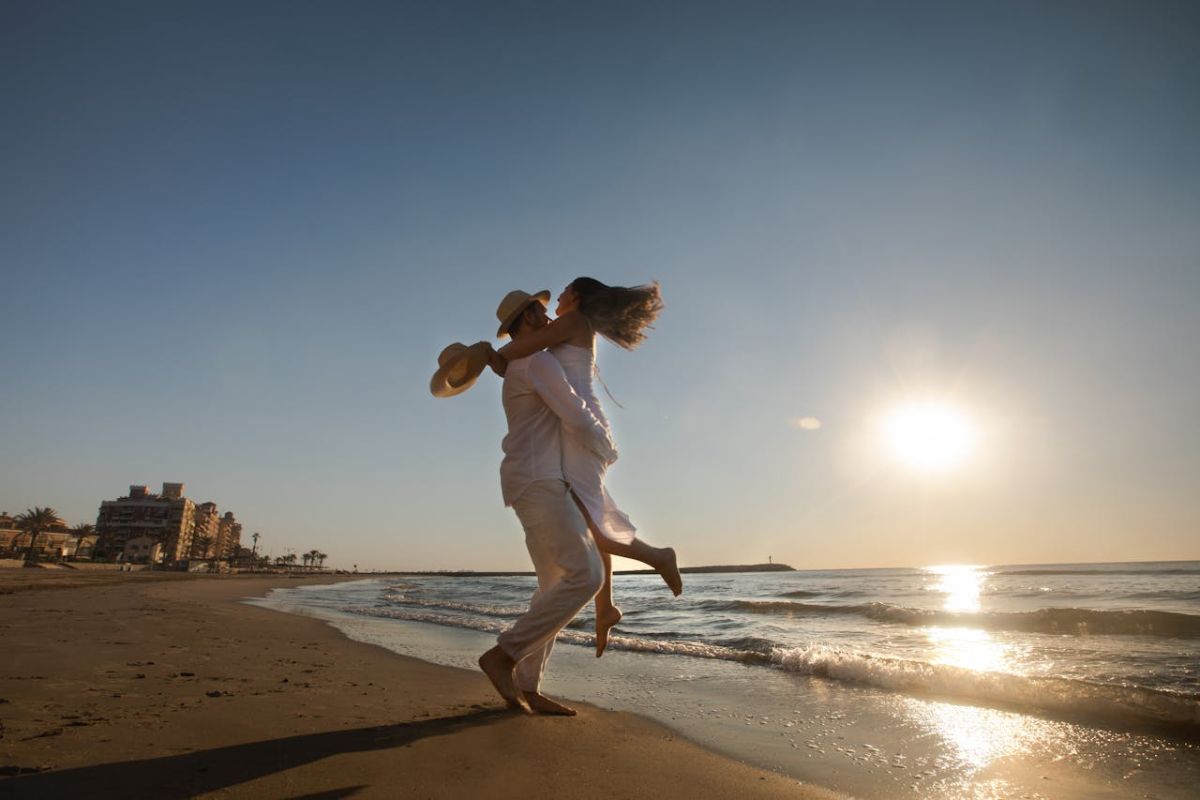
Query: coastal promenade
[{"left": 0, "top": 571, "right": 838, "bottom": 799}]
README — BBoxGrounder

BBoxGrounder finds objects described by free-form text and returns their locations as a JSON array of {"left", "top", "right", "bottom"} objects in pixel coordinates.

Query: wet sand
[{"left": 0, "top": 572, "right": 840, "bottom": 799}]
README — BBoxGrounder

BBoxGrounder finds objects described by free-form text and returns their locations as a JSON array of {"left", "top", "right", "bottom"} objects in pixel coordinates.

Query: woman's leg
[
  {"left": 592, "top": 548, "right": 622, "bottom": 658},
  {"left": 568, "top": 491, "right": 683, "bottom": 657},
  {"left": 569, "top": 494, "right": 623, "bottom": 656},
  {"left": 593, "top": 535, "right": 683, "bottom": 597}
]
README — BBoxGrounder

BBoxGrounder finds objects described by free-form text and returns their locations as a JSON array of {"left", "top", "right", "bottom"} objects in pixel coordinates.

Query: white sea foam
[
  {"left": 339, "top": 602, "right": 1200, "bottom": 733},
  {"left": 719, "top": 599, "right": 1200, "bottom": 637},
  {"left": 773, "top": 645, "right": 1200, "bottom": 731},
  {"left": 380, "top": 594, "right": 527, "bottom": 618}
]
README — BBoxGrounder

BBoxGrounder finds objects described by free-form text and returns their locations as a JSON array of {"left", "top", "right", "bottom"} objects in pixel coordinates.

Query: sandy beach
[{"left": 0, "top": 571, "right": 839, "bottom": 799}]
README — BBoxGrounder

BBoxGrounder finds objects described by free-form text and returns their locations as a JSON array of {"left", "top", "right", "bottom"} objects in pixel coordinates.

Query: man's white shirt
[{"left": 499, "top": 351, "right": 617, "bottom": 507}]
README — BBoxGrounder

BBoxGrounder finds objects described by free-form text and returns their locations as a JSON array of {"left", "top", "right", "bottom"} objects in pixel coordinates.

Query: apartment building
[
  {"left": 193, "top": 502, "right": 221, "bottom": 558},
  {"left": 215, "top": 511, "right": 243, "bottom": 560},
  {"left": 94, "top": 484, "right": 243, "bottom": 565},
  {"left": 95, "top": 483, "right": 196, "bottom": 563}
]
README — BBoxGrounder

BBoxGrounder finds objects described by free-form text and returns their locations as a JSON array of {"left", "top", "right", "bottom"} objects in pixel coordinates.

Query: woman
[{"left": 494, "top": 277, "right": 682, "bottom": 657}]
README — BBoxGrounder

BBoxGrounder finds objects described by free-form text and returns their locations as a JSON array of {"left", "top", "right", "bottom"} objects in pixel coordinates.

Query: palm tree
[
  {"left": 15, "top": 507, "right": 66, "bottom": 563},
  {"left": 69, "top": 523, "right": 95, "bottom": 559},
  {"left": 315, "top": 552, "right": 327, "bottom": 571},
  {"left": 301, "top": 552, "right": 312, "bottom": 570},
  {"left": 251, "top": 532, "right": 260, "bottom": 555},
  {"left": 306, "top": 549, "right": 321, "bottom": 571}
]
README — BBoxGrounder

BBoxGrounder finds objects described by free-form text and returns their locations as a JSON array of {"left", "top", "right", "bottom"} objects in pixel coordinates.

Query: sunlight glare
[
  {"left": 926, "top": 564, "right": 988, "bottom": 613},
  {"left": 881, "top": 401, "right": 976, "bottom": 472},
  {"left": 923, "top": 567, "right": 1013, "bottom": 678},
  {"left": 906, "top": 565, "right": 1050, "bottom": 777},
  {"left": 904, "top": 698, "right": 1054, "bottom": 773},
  {"left": 927, "top": 626, "right": 1009, "bottom": 673}
]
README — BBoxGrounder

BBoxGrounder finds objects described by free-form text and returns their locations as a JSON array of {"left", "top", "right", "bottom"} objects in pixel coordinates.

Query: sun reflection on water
[
  {"left": 913, "top": 565, "right": 1049, "bottom": 772},
  {"left": 924, "top": 565, "right": 1011, "bottom": 673},
  {"left": 926, "top": 626, "right": 1009, "bottom": 673},
  {"left": 926, "top": 563, "right": 988, "bottom": 612},
  {"left": 903, "top": 698, "right": 1060, "bottom": 773}
]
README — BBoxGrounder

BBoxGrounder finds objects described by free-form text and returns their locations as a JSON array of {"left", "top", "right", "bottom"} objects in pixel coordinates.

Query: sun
[{"left": 881, "top": 400, "right": 977, "bottom": 472}]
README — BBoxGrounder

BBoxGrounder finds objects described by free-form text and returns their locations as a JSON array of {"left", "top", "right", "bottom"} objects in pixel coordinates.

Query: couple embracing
[{"left": 432, "top": 278, "right": 681, "bottom": 716}]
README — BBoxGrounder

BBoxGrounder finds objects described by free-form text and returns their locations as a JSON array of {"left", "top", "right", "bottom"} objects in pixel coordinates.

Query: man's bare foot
[
  {"left": 595, "top": 605, "right": 622, "bottom": 658},
  {"left": 522, "top": 691, "right": 577, "bottom": 716},
  {"left": 478, "top": 646, "right": 529, "bottom": 713},
  {"left": 657, "top": 547, "right": 683, "bottom": 596}
]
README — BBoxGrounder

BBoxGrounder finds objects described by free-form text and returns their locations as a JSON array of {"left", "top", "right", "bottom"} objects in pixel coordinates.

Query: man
[{"left": 477, "top": 289, "right": 617, "bottom": 716}]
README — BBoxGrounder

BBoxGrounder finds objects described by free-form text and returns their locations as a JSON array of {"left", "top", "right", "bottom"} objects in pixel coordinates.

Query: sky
[{"left": 2, "top": 0, "right": 1197, "bottom": 571}]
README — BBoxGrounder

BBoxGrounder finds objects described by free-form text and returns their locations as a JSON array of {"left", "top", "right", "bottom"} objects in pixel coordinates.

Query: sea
[{"left": 251, "top": 562, "right": 1200, "bottom": 799}]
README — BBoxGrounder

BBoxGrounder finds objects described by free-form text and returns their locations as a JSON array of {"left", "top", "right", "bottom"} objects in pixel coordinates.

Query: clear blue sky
[{"left": 3, "top": 1, "right": 1197, "bottom": 570}]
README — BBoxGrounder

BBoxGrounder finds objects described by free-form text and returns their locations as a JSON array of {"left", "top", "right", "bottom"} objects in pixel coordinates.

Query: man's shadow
[{"left": 1, "top": 708, "right": 510, "bottom": 799}]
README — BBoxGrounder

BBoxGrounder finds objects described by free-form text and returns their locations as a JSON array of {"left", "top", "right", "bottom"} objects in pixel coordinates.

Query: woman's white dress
[{"left": 550, "top": 342, "right": 637, "bottom": 545}]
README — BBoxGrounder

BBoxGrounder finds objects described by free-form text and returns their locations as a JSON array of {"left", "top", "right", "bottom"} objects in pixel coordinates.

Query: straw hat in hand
[{"left": 430, "top": 341, "right": 493, "bottom": 398}]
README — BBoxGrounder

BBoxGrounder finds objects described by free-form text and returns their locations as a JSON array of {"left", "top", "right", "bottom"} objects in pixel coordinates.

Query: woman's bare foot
[
  {"left": 522, "top": 691, "right": 577, "bottom": 716},
  {"left": 657, "top": 547, "right": 683, "bottom": 596},
  {"left": 595, "top": 605, "right": 622, "bottom": 658}
]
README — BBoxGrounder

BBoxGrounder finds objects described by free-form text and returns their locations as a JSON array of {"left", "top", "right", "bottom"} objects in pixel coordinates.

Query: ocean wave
[
  {"left": 1120, "top": 590, "right": 1200, "bottom": 602},
  {"left": 343, "top": 605, "right": 511, "bottom": 634},
  {"left": 780, "top": 588, "right": 869, "bottom": 599},
  {"left": 714, "top": 635, "right": 780, "bottom": 653},
  {"left": 592, "top": 634, "right": 773, "bottom": 664},
  {"left": 875, "top": 606, "right": 1200, "bottom": 638},
  {"left": 340, "top": 602, "right": 1199, "bottom": 732},
  {"left": 710, "top": 600, "right": 1200, "bottom": 637},
  {"left": 995, "top": 567, "right": 1200, "bottom": 576},
  {"left": 340, "top": 605, "right": 772, "bottom": 664},
  {"left": 378, "top": 595, "right": 526, "bottom": 618},
  {"left": 986, "top": 587, "right": 1200, "bottom": 602},
  {"left": 773, "top": 645, "right": 1200, "bottom": 733},
  {"left": 719, "top": 600, "right": 865, "bottom": 615}
]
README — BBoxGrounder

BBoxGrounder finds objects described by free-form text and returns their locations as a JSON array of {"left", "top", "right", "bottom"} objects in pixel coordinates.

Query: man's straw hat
[
  {"left": 495, "top": 289, "right": 550, "bottom": 338},
  {"left": 430, "top": 341, "right": 492, "bottom": 398}
]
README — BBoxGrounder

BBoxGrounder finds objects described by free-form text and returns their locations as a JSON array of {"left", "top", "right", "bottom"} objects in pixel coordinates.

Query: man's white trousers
[{"left": 498, "top": 479, "right": 604, "bottom": 692}]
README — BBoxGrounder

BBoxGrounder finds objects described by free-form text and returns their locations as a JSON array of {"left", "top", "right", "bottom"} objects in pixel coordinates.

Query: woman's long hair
[{"left": 570, "top": 277, "right": 663, "bottom": 350}]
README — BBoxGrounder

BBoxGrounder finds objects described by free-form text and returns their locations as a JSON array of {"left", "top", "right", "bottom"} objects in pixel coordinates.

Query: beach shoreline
[
  {"left": 0, "top": 571, "right": 839, "bottom": 799},
  {"left": 257, "top": 572, "right": 1200, "bottom": 800}
]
